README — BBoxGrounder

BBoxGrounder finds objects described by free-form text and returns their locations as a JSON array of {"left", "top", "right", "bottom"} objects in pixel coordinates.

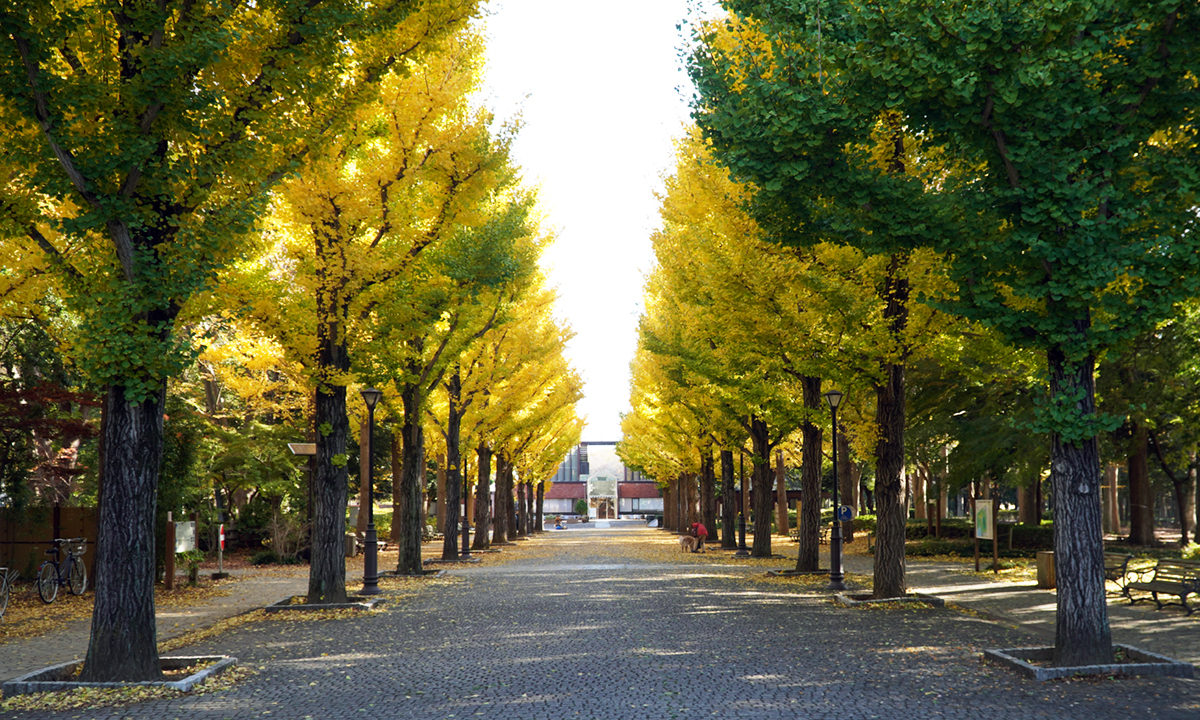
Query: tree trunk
[
  {"left": 872, "top": 259, "right": 910, "bottom": 600},
  {"left": 1047, "top": 348, "right": 1112, "bottom": 666},
  {"left": 307, "top": 379, "right": 349, "bottom": 603},
  {"left": 516, "top": 482, "right": 527, "bottom": 537},
  {"left": 390, "top": 435, "right": 402, "bottom": 543},
  {"left": 775, "top": 449, "right": 789, "bottom": 537},
  {"left": 839, "top": 424, "right": 855, "bottom": 543},
  {"left": 80, "top": 384, "right": 166, "bottom": 682},
  {"left": 663, "top": 480, "right": 675, "bottom": 532},
  {"left": 1104, "top": 464, "right": 1120, "bottom": 536},
  {"left": 1127, "top": 424, "right": 1155, "bottom": 545},
  {"left": 493, "top": 455, "right": 511, "bottom": 542},
  {"left": 1018, "top": 481, "right": 1037, "bottom": 526},
  {"left": 435, "top": 453, "right": 446, "bottom": 534},
  {"left": 796, "top": 375, "right": 822, "bottom": 571},
  {"left": 396, "top": 384, "right": 425, "bottom": 574},
  {"left": 750, "top": 416, "right": 773, "bottom": 558},
  {"left": 441, "top": 372, "right": 463, "bottom": 560},
  {"left": 700, "top": 449, "right": 717, "bottom": 535},
  {"left": 356, "top": 418, "right": 369, "bottom": 537},
  {"left": 535, "top": 481, "right": 545, "bottom": 533},
  {"left": 913, "top": 464, "right": 927, "bottom": 520},
  {"left": 472, "top": 445, "right": 492, "bottom": 550},
  {"left": 526, "top": 481, "right": 535, "bottom": 533},
  {"left": 720, "top": 449, "right": 736, "bottom": 548}
]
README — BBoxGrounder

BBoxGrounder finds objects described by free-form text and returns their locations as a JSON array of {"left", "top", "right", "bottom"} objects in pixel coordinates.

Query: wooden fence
[{"left": 0, "top": 506, "right": 97, "bottom": 580}]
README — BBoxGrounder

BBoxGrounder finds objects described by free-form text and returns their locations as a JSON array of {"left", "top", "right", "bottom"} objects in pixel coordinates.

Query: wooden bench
[
  {"left": 787, "top": 527, "right": 831, "bottom": 545},
  {"left": 1103, "top": 552, "right": 1134, "bottom": 594},
  {"left": 1124, "top": 558, "right": 1200, "bottom": 615}
]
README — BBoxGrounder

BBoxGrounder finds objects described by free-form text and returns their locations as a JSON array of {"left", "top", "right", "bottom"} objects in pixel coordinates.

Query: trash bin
[
  {"left": 345, "top": 533, "right": 358, "bottom": 558},
  {"left": 1036, "top": 550, "right": 1055, "bottom": 589}
]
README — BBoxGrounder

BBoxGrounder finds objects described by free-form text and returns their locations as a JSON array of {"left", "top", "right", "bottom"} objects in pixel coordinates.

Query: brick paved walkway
[{"left": 2, "top": 523, "right": 1196, "bottom": 719}]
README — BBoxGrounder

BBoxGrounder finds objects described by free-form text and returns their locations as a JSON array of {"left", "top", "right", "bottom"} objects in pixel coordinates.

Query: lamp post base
[
  {"left": 459, "top": 521, "right": 472, "bottom": 560},
  {"left": 360, "top": 525, "right": 381, "bottom": 596},
  {"left": 734, "top": 513, "right": 750, "bottom": 557},
  {"left": 826, "top": 521, "right": 846, "bottom": 591}
]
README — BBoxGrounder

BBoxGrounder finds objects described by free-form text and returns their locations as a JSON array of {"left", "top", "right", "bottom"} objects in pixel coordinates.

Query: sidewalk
[
  {"left": 844, "top": 553, "right": 1200, "bottom": 668},
  {"left": 0, "top": 567, "right": 308, "bottom": 684}
]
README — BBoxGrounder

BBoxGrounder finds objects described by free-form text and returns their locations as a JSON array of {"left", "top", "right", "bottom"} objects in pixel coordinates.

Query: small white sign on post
[
  {"left": 175, "top": 521, "right": 196, "bottom": 554},
  {"left": 975, "top": 503, "right": 994, "bottom": 541}
]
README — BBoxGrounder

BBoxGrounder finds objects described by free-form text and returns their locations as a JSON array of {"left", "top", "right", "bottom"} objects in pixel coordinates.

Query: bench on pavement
[
  {"left": 1124, "top": 557, "right": 1200, "bottom": 615},
  {"left": 1104, "top": 552, "right": 1134, "bottom": 595}
]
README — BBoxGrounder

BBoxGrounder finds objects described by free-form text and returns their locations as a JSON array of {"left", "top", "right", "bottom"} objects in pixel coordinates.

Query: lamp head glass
[
  {"left": 361, "top": 387, "right": 383, "bottom": 410},
  {"left": 824, "top": 389, "right": 843, "bottom": 410}
]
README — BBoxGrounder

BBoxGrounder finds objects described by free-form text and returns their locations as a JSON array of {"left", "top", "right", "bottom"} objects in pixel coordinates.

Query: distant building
[{"left": 544, "top": 442, "right": 662, "bottom": 519}]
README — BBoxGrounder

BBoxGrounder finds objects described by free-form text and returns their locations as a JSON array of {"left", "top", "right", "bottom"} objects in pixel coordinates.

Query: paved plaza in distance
[{"left": 3, "top": 522, "right": 1199, "bottom": 720}]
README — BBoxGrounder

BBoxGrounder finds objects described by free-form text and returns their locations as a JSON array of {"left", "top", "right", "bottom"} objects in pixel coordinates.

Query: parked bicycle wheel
[
  {"left": 37, "top": 562, "right": 58, "bottom": 604},
  {"left": 68, "top": 559, "right": 87, "bottom": 595},
  {"left": 0, "top": 570, "right": 10, "bottom": 619}
]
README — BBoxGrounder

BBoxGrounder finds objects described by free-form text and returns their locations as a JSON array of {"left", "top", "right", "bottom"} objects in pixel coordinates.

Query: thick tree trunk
[
  {"left": 1018, "top": 481, "right": 1037, "bottom": 526},
  {"left": 472, "top": 445, "right": 492, "bottom": 550},
  {"left": 873, "top": 359, "right": 908, "bottom": 600},
  {"left": 435, "top": 453, "right": 446, "bottom": 534},
  {"left": 663, "top": 480, "right": 675, "bottom": 532},
  {"left": 493, "top": 455, "right": 511, "bottom": 542},
  {"left": 308, "top": 380, "right": 349, "bottom": 603},
  {"left": 441, "top": 373, "right": 464, "bottom": 560},
  {"left": 839, "top": 424, "right": 855, "bottom": 543},
  {"left": 796, "top": 375, "right": 822, "bottom": 572},
  {"left": 80, "top": 384, "right": 166, "bottom": 682},
  {"left": 390, "top": 435, "right": 402, "bottom": 543},
  {"left": 1048, "top": 349, "right": 1112, "bottom": 666},
  {"left": 1127, "top": 424, "right": 1155, "bottom": 545},
  {"left": 535, "top": 481, "right": 545, "bottom": 533},
  {"left": 516, "top": 482, "right": 527, "bottom": 537},
  {"left": 720, "top": 449, "right": 736, "bottom": 548},
  {"left": 396, "top": 385, "right": 425, "bottom": 574},
  {"left": 750, "top": 416, "right": 773, "bottom": 558},
  {"left": 700, "top": 449, "right": 717, "bottom": 534},
  {"left": 775, "top": 450, "right": 789, "bottom": 537}
]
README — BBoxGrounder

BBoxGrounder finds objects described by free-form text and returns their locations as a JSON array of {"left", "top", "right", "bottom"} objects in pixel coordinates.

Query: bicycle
[
  {"left": 38, "top": 537, "right": 88, "bottom": 603},
  {"left": 0, "top": 566, "right": 14, "bottom": 620}
]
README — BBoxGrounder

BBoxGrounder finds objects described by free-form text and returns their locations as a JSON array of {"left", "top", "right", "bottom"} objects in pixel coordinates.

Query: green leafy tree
[
  {"left": 691, "top": 0, "right": 1199, "bottom": 665},
  {"left": 0, "top": 0, "right": 475, "bottom": 680}
]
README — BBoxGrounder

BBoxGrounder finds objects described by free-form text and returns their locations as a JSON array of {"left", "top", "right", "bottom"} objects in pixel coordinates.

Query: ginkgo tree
[
  {"left": 690, "top": 0, "right": 1199, "bottom": 665},
  {"left": 0, "top": 0, "right": 479, "bottom": 680}
]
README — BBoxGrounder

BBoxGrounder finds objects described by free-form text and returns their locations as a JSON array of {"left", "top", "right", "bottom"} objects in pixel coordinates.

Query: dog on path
[{"left": 679, "top": 535, "right": 698, "bottom": 553}]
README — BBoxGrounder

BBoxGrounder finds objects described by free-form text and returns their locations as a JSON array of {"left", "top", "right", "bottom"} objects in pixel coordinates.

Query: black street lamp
[
  {"left": 735, "top": 452, "right": 749, "bottom": 557},
  {"left": 360, "top": 387, "right": 383, "bottom": 595},
  {"left": 825, "top": 389, "right": 846, "bottom": 591}
]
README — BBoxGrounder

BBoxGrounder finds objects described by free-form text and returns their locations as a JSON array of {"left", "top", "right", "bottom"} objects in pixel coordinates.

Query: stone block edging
[
  {"left": 264, "top": 595, "right": 384, "bottom": 613},
  {"left": 834, "top": 592, "right": 946, "bottom": 607},
  {"left": 983, "top": 645, "right": 1195, "bottom": 681},
  {"left": 2, "top": 655, "right": 236, "bottom": 698}
]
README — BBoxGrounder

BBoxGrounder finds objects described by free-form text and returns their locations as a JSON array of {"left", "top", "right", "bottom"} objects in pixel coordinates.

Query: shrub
[
  {"left": 250, "top": 549, "right": 279, "bottom": 565},
  {"left": 1182, "top": 542, "right": 1200, "bottom": 561}
]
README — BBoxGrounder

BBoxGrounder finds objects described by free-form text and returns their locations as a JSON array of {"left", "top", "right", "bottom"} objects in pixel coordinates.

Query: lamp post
[
  {"left": 825, "top": 389, "right": 846, "bottom": 591},
  {"left": 360, "top": 387, "right": 383, "bottom": 595},
  {"left": 735, "top": 452, "right": 749, "bottom": 557}
]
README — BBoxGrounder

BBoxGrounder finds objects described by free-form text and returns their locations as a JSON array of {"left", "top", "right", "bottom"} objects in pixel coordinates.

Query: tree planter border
[
  {"left": 834, "top": 592, "right": 945, "bottom": 607},
  {"left": 2, "top": 656, "right": 236, "bottom": 698},
  {"left": 264, "top": 595, "right": 384, "bottom": 613},
  {"left": 982, "top": 645, "right": 1194, "bottom": 681}
]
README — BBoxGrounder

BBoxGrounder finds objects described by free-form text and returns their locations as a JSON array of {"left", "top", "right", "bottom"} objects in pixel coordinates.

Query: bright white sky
[{"left": 480, "top": 0, "right": 714, "bottom": 441}]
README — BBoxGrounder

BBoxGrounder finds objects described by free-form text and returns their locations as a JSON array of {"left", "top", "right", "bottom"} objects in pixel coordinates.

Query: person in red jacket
[{"left": 690, "top": 522, "right": 708, "bottom": 552}]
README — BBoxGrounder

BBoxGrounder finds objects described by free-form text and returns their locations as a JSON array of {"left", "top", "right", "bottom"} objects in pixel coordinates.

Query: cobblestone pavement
[{"left": 2, "top": 524, "right": 1199, "bottom": 719}]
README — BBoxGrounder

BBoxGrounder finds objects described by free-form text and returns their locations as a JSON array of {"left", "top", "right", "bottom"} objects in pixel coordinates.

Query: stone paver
[{"left": 2, "top": 523, "right": 1196, "bottom": 720}]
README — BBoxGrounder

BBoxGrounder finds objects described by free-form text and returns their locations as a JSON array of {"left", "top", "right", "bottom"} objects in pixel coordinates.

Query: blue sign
[{"left": 837, "top": 505, "right": 854, "bottom": 523}]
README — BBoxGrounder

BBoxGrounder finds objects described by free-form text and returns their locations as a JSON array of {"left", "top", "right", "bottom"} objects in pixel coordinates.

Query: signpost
[{"left": 974, "top": 497, "right": 999, "bottom": 574}]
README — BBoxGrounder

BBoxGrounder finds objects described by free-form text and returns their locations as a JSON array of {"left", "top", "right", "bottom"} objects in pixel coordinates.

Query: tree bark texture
[
  {"left": 663, "top": 481, "right": 676, "bottom": 532},
  {"left": 838, "top": 425, "right": 855, "bottom": 543},
  {"left": 516, "top": 482, "right": 527, "bottom": 537},
  {"left": 775, "top": 450, "right": 789, "bottom": 537},
  {"left": 872, "top": 259, "right": 909, "bottom": 600},
  {"left": 720, "top": 450, "right": 737, "bottom": 548},
  {"left": 435, "top": 453, "right": 446, "bottom": 534},
  {"left": 471, "top": 445, "right": 492, "bottom": 550},
  {"left": 396, "top": 385, "right": 425, "bottom": 574},
  {"left": 796, "top": 375, "right": 822, "bottom": 571},
  {"left": 80, "top": 384, "right": 166, "bottom": 682},
  {"left": 493, "top": 455, "right": 513, "bottom": 542},
  {"left": 1126, "top": 424, "right": 1154, "bottom": 545},
  {"left": 1049, "top": 349, "right": 1112, "bottom": 667},
  {"left": 535, "top": 481, "right": 545, "bottom": 533},
  {"left": 308, "top": 381, "right": 349, "bottom": 604},
  {"left": 441, "top": 373, "right": 463, "bottom": 560},
  {"left": 700, "top": 449, "right": 717, "bottom": 534},
  {"left": 750, "top": 416, "right": 773, "bottom": 558},
  {"left": 525, "top": 482, "right": 535, "bottom": 534}
]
